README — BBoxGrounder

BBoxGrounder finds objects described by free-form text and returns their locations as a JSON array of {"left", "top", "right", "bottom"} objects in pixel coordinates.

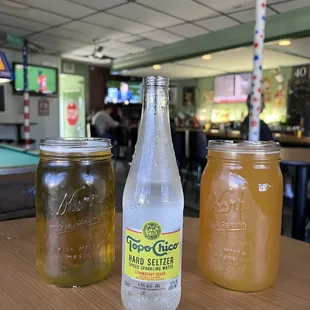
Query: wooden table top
[
  {"left": 1, "top": 214, "right": 310, "bottom": 309},
  {"left": 281, "top": 147, "right": 310, "bottom": 166}
]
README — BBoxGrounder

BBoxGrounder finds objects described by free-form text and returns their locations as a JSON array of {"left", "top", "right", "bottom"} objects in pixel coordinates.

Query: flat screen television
[
  {"left": 13, "top": 63, "right": 58, "bottom": 95},
  {"left": 234, "top": 73, "right": 251, "bottom": 97},
  {"left": 214, "top": 74, "right": 234, "bottom": 98},
  {"left": 214, "top": 73, "right": 251, "bottom": 103},
  {"left": 105, "top": 80, "right": 142, "bottom": 104}
]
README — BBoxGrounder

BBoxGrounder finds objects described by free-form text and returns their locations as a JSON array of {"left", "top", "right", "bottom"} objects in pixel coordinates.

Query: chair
[
  {"left": 90, "top": 125, "right": 99, "bottom": 137},
  {"left": 114, "top": 126, "right": 132, "bottom": 170},
  {"left": 172, "top": 131, "right": 186, "bottom": 171},
  {"left": 183, "top": 131, "right": 208, "bottom": 202},
  {"left": 130, "top": 127, "right": 138, "bottom": 151}
]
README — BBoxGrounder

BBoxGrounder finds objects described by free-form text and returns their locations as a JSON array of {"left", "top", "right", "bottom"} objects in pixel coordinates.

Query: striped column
[
  {"left": 23, "top": 40, "right": 30, "bottom": 147},
  {"left": 249, "top": 0, "right": 267, "bottom": 141}
]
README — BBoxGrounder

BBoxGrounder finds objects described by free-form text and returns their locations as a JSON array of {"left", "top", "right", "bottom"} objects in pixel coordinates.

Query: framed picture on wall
[
  {"left": 38, "top": 98, "right": 50, "bottom": 116},
  {"left": 183, "top": 87, "right": 195, "bottom": 107},
  {"left": 169, "top": 86, "right": 177, "bottom": 105}
]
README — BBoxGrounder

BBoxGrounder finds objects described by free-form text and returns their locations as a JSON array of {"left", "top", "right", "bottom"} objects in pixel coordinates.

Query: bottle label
[{"left": 125, "top": 221, "right": 180, "bottom": 281}]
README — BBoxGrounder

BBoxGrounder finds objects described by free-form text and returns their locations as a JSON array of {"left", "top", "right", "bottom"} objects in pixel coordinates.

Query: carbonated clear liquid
[{"left": 121, "top": 178, "right": 183, "bottom": 310}]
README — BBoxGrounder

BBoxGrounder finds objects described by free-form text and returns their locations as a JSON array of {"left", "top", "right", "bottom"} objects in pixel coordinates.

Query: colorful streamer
[
  {"left": 23, "top": 40, "right": 30, "bottom": 147},
  {"left": 249, "top": 0, "right": 267, "bottom": 141}
]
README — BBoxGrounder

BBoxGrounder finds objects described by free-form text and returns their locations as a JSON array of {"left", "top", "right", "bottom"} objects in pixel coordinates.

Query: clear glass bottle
[{"left": 121, "top": 76, "right": 184, "bottom": 310}]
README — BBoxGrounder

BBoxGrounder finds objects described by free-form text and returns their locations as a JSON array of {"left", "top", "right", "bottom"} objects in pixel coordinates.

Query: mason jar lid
[
  {"left": 208, "top": 140, "right": 280, "bottom": 154},
  {"left": 40, "top": 138, "right": 112, "bottom": 154}
]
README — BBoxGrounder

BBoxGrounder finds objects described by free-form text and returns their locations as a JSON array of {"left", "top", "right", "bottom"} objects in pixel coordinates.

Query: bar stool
[
  {"left": 183, "top": 131, "right": 207, "bottom": 202},
  {"left": 172, "top": 131, "right": 186, "bottom": 171},
  {"left": 115, "top": 126, "right": 131, "bottom": 164},
  {"left": 90, "top": 125, "right": 98, "bottom": 137}
]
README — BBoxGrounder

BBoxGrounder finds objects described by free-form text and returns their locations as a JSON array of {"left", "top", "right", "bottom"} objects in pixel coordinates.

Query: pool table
[{"left": 0, "top": 145, "right": 38, "bottom": 221}]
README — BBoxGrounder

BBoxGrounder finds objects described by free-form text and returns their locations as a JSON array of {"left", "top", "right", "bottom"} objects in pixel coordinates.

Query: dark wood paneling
[{"left": 89, "top": 66, "right": 109, "bottom": 112}]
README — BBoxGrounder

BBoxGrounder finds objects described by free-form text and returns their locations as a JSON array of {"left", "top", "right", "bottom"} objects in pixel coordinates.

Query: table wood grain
[{"left": 1, "top": 214, "right": 310, "bottom": 310}]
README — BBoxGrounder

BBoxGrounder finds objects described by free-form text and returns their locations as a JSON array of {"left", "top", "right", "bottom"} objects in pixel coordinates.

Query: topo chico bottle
[{"left": 121, "top": 76, "right": 184, "bottom": 310}]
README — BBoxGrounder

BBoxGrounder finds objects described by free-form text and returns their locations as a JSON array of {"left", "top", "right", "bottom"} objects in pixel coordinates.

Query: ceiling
[
  {"left": 122, "top": 37, "right": 310, "bottom": 79},
  {"left": 0, "top": 0, "right": 309, "bottom": 66}
]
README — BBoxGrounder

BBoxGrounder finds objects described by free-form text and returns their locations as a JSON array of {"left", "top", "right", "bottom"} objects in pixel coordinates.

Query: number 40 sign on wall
[{"left": 292, "top": 65, "right": 309, "bottom": 81}]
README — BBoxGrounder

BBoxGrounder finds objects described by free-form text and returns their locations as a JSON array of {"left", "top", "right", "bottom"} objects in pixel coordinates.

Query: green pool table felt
[{"left": 0, "top": 145, "right": 39, "bottom": 168}]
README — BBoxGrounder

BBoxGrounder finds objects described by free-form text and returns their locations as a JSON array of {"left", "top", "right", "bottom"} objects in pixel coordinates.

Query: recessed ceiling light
[
  {"left": 278, "top": 40, "right": 291, "bottom": 46},
  {"left": 202, "top": 54, "right": 212, "bottom": 60},
  {"left": 153, "top": 64, "right": 161, "bottom": 70}
]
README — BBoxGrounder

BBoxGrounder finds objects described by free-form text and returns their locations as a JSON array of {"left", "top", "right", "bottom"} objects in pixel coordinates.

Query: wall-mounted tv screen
[
  {"left": 13, "top": 63, "right": 58, "bottom": 95},
  {"left": 214, "top": 74, "right": 234, "bottom": 98},
  {"left": 235, "top": 73, "right": 251, "bottom": 97},
  {"left": 214, "top": 73, "right": 251, "bottom": 103},
  {"left": 105, "top": 80, "right": 142, "bottom": 104}
]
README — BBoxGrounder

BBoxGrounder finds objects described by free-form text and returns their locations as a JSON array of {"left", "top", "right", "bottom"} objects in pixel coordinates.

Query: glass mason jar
[
  {"left": 36, "top": 138, "right": 115, "bottom": 287},
  {"left": 199, "top": 141, "right": 283, "bottom": 292}
]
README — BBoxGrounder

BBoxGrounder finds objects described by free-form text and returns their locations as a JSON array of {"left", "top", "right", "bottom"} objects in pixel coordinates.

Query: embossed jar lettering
[
  {"left": 56, "top": 186, "right": 97, "bottom": 216},
  {"left": 36, "top": 138, "right": 115, "bottom": 287},
  {"left": 199, "top": 141, "right": 283, "bottom": 292}
]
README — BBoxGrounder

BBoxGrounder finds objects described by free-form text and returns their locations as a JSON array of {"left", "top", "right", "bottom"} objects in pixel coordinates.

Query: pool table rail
[{"left": 0, "top": 145, "right": 38, "bottom": 221}]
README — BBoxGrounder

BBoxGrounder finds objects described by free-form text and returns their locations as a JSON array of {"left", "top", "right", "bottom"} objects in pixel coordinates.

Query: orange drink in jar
[{"left": 199, "top": 141, "right": 283, "bottom": 292}]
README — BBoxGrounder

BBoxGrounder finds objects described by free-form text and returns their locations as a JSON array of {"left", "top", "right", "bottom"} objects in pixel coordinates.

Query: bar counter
[{"left": 175, "top": 127, "right": 310, "bottom": 147}]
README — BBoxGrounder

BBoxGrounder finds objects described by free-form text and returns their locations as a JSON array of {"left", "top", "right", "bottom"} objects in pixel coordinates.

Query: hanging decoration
[
  {"left": 23, "top": 40, "right": 30, "bottom": 147},
  {"left": 249, "top": 0, "right": 267, "bottom": 141},
  {"left": 0, "top": 51, "right": 13, "bottom": 83}
]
